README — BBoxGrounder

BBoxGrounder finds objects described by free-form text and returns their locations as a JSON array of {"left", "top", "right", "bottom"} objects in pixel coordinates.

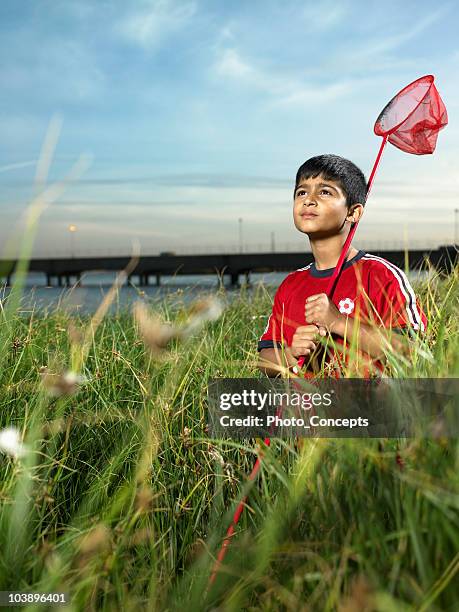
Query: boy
[{"left": 257, "top": 154, "right": 427, "bottom": 378}]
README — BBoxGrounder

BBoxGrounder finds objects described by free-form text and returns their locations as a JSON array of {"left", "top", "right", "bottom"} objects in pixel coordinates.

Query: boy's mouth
[{"left": 300, "top": 212, "right": 319, "bottom": 219}]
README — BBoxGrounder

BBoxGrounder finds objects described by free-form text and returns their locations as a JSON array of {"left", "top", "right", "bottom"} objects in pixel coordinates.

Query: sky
[{"left": 0, "top": 0, "right": 458, "bottom": 258}]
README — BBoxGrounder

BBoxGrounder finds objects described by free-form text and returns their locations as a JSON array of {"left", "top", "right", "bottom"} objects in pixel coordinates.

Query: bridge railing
[{"left": 0, "top": 239, "right": 449, "bottom": 260}]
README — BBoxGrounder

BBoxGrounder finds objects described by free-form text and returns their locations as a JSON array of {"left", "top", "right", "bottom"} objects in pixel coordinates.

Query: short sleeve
[
  {"left": 371, "top": 264, "right": 427, "bottom": 335},
  {"left": 257, "top": 278, "right": 293, "bottom": 352}
]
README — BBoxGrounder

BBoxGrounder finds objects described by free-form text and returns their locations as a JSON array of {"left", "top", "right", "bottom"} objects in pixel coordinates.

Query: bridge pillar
[
  {"left": 144, "top": 273, "right": 150, "bottom": 286},
  {"left": 230, "top": 272, "right": 239, "bottom": 287},
  {"left": 46, "top": 274, "right": 52, "bottom": 287},
  {"left": 437, "top": 245, "right": 458, "bottom": 273},
  {"left": 6, "top": 275, "right": 11, "bottom": 287},
  {"left": 57, "top": 276, "right": 63, "bottom": 287},
  {"left": 156, "top": 273, "right": 161, "bottom": 286},
  {"left": 244, "top": 271, "right": 251, "bottom": 287}
]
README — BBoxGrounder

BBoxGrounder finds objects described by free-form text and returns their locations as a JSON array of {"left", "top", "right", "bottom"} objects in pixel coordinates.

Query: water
[
  {"left": 0, "top": 271, "right": 287, "bottom": 316},
  {"left": 0, "top": 269, "right": 433, "bottom": 316}
]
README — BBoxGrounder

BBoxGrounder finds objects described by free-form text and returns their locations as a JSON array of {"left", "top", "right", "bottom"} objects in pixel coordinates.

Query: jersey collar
[{"left": 309, "top": 249, "right": 366, "bottom": 278}]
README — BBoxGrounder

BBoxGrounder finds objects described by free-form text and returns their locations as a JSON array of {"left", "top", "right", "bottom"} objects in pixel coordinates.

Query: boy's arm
[
  {"left": 304, "top": 293, "right": 419, "bottom": 363},
  {"left": 256, "top": 277, "right": 297, "bottom": 376},
  {"left": 332, "top": 317, "right": 411, "bottom": 362},
  {"left": 257, "top": 346, "right": 299, "bottom": 377}
]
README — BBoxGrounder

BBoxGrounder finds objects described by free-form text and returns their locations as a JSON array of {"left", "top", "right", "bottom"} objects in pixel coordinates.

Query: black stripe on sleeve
[{"left": 257, "top": 340, "right": 283, "bottom": 352}]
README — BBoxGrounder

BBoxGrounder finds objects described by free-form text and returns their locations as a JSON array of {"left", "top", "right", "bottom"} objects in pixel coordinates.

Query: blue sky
[{"left": 0, "top": 0, "right": 458, "bottom": 257}]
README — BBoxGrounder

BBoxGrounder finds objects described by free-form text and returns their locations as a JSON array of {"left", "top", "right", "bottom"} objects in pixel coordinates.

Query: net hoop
[{"left": 374, "top": 74, "right": 435, "bottom": 137}]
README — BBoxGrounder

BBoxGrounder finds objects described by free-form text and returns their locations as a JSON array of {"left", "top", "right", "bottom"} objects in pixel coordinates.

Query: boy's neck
[{"left": 309, "top": 236, "right": 359, "bottom": 270}]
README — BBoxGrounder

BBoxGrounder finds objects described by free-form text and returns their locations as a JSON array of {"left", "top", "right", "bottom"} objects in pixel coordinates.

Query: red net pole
[{"left": 208, "top": 436, "right": 271, "bottom": 586}]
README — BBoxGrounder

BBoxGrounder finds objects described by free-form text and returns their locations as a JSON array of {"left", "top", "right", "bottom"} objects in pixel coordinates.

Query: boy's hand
[
  {"left": 305, "top": 293, "right": 344, "bottom": 334},
  {"left": 290, "top": 324, "right": 326, "bottom": 358}
]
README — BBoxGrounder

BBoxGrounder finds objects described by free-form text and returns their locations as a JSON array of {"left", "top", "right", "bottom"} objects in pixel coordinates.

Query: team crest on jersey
[{"left": 338, "top": 298, "right": 355, "bottom": 315}]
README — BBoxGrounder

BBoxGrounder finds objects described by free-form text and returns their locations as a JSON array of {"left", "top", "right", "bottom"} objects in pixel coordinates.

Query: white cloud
[
  {"left": 213, "top": 47, "right": 357, "bottom": 107},
  {"left": 216, "top": 48, "right": 253, "bottom": 79},
  {"left": 366, "top": 6, "right": 452, "bottom": 56},
  {"left": 53, "top": 0, "right": 96, "bottom": 20},
  {"left": 0, "top": 161, "right": 37, "bottom": 173},
  {"left": 1, "top": 38, "right": 106, "bottom": 104},
  {"left": 219, "top": 23, "right": 236, "bottom": 42},
  {"left": 326, "top": 4, "right": 454, "bottom": 74},
  {"left": 272, "top": 81, "right": 354, "bottom": 108},
  {"left": 302, "top": 1, "right": 347, "bottom": 31},
  {"left": 116, "top": 0, "right": 197, "bottom": 49}
]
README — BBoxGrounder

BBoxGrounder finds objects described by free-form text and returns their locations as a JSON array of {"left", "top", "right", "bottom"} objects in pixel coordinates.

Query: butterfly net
[{"left": 374, "top": 75, "right": 448, "bottom": 154}]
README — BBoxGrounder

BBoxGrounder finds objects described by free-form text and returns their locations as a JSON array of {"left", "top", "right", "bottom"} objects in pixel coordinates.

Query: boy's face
[{"left": 293, "top": 173, "right": 361, "bottom": 237}]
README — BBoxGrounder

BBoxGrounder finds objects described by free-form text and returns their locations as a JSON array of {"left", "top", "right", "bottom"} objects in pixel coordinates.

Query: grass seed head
[
  {"left": 78, "top": 524, "right": 111, "bottom": 557},
  {"left": 209, "top": 446, "right": 225, "bottom": 467},
  {"left": 135, "top": 486, "right": 154, "bottom": 513},
  {"left": 40, "top": 369, "right": 87, "bottom": 397},
  {"left": 181, "top": 426, "right": 192, "bottom": 448},
  {"left": 132, "top": 301, "right": 177, "bottom": 356},
  {"left": 181, "top": 296, "right": 224, "bottom": 338},
  {"left": 128, "top": 527, "right": 155, "bottom": 547},
  {"left": 67, "top": 321, "right": 84, "bottom": 346},
  {"left": 338, "top": 574, "right": 374, "bottom": 612}
]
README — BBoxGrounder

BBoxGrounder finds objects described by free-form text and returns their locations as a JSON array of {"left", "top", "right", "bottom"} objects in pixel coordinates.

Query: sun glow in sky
[{"left": 0, "top": 0, "right": 458, "bottom": 257}]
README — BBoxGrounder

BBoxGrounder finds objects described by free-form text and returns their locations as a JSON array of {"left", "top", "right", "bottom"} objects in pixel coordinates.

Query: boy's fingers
[
  {"left": 305, "top": 294, "right": 323, "bottom": 303},
  {"left": 294, "top": 340, "right": 316, "bottom": 351},
  {"left": 294, "top": 333, "right": 317, "bottom": 344},
  {"left": 305, "top": 305, "right": 319, "bottom": 318},
  {"left": 305, "top": 315, "right": 318, "bottom": 326},
  {"left": 294, "top": 327, "right": 323, "bottom": 343},
  {"left": 296, "top": 324, "right": 319, "bottom": 333}
]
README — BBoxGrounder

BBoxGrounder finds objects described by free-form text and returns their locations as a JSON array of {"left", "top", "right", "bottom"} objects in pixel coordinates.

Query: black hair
[{"left": 294, "top": 154, "right": 368, "bottom": 208}]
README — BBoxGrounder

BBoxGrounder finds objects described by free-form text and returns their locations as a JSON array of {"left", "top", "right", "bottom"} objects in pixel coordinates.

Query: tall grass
[{"left": 0, "top": 257, "right": 458, "bottom": 611}]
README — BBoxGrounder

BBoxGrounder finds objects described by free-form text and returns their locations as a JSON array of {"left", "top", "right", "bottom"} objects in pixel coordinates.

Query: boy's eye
[{"left": 296, "top": 189, "right": 331, "bottom": 197}]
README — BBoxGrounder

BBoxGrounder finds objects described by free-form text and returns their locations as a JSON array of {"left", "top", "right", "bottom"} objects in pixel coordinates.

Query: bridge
[{"left": 0, "top": 245, "right": 457, "bottom": 288}]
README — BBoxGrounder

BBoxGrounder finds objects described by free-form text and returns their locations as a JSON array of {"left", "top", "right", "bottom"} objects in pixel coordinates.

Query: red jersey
[{"left": 257, "top": 250, "right": 428, "bottom": 377}]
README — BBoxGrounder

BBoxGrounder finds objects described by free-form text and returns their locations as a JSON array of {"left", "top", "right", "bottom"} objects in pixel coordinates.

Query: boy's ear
[{"left": 347, "top": 203, "right": 364, "bottom": 223}]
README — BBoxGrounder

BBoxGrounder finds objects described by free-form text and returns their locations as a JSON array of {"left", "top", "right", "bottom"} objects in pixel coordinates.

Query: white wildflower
[{"left": 0, "top": 427, "right": 27, "bottom": 459}]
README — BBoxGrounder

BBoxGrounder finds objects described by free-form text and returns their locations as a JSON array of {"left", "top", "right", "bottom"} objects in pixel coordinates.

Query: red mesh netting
[{"left": 374, "top": 75, "right": 448, "bottom": 155}]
